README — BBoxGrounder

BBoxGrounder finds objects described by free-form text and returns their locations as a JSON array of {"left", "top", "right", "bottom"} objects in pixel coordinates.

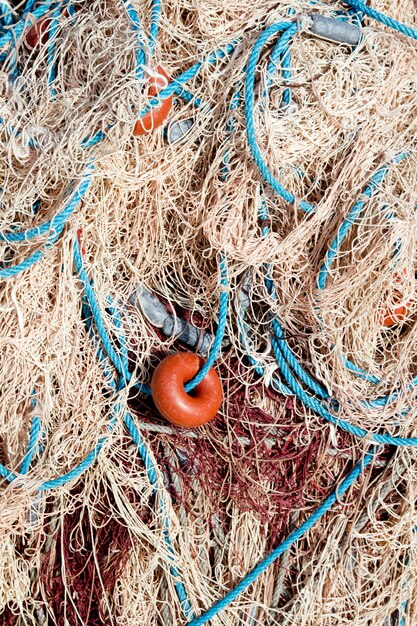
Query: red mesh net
[{"left": 39, "top": 481, "right": 137, "bottom": 626}]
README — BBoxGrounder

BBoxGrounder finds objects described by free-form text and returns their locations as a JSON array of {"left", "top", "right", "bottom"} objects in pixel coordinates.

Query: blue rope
[
  {"left": 0, "top": 2, "right": 195, "bottom": 615},
  {"left": 202, "top": 10, "right": 417, "bottom": 618},
  {"left": 184, "top": 254, "right": 228, "bottom": 391},
  {"left": 343, "top": 0, "right": 417, "bottom": 40},
  {"left": 244, "top": 22, "right": 314, "bottom": 213},
  {"left": 242, "top": 17, "right": 417, "bottom": 447},
  {"left": 0, "top": 2, "right": 51, "bottom": 47},
  {"left": 0, "top": 165, "right": 93, "bottom": 279},
  {"left": 22, "top": 0, "right": 37, "bottom": 15},
  {"left": 2, "top": 1, "right": 417, "bottom": 621},
  {"left": 188, "top": 451, "right": 375, "bottom": 625},
  {"left": 0, "top": 2, "right": 14, "bottom": 27},
  {"left": 0, "top": 165, "right": 94, "bottom": 244},
  {"left": 124, "top": 411, "right": 194, "bottom": 618},
  {"left": 120, "top": 0, "right": 148, "bottom": 82},
  {"left": 19, "top": 415, "right": 41, "bottom": 475},
  {"left": 80, "top": 279, "right": 194, "bottom": 618}
]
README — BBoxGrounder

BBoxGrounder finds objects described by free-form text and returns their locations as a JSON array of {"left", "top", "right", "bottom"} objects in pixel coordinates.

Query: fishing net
[{"left": 1, "top": 0, "right": 417, "bottom": 624}]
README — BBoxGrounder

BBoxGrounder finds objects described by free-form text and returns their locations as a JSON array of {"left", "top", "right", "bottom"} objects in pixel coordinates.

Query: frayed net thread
[{"left": 1, "top": 0, "right": 417, "bottom": 625}]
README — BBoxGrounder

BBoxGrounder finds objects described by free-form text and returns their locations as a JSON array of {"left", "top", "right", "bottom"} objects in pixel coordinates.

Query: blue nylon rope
[
  {"left": 80, "top": 279, "right": 194, "bottom": 617},
  {"left": 188, "top": 451, "right": 375, "bottom": 625},
  {"left": 22, "top": 0, "right": 37, "bottom": 15},
  {"left": 184, "top": 254, "right": 228, "bottom": 391},
  {"left": 0, "top": 165, "right": 93, "bottom": 279},
  {"left": 120, "top": 0, "right": 148, "bottom": 82},
  {"left": 244, "top": 22, "right": 314, "bottom": 213},
  {"left": 0, "top": 2, "right": 14, "bottom": 27},
  {"left": 343, "top": 0, "right": 417, "bottom": 39},
  {"left": 0, "top": 165, "right": 94, "bottom": 244},
  {"left": 0, "top": 2, "right": 196, "bottom": 616},
  {"left": 191, "top": 10, "right": 417, "bottom": 620},
  {"left": 2, "top": 1, "right": 417, "bottom": 622},
  {"left": 242, "top": 16, "right": 417, "bottom": 448},
  {"left": 19, "top": 415, "right": 41, "bottom": 475}
]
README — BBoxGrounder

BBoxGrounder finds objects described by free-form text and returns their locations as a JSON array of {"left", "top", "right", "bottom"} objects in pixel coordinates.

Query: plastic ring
[
  {"left": 133, "top": 65, "right": 173, "bottom": 136},
  {"left": 151, "top": 352, "right": 222, "bottom": 428},
  {"left": 381, "top": 269, "right": 414, "bottom": 327}
]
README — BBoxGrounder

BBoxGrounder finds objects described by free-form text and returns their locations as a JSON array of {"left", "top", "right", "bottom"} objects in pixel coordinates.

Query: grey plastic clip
[
  {"left": 129, "top": 284, "right": 170, "bottom": 328},
  {"left": 166, "top": 118, "right": 194, "bottom": 144},
  {"left": 163, "top": 316, "right": 213, "bottom": 356},
  {"left": 306, "top": 14, "right": 362, "bottom": 46},
  {"left": 130, "top": 283, "right": 214, "bottom": 355}
]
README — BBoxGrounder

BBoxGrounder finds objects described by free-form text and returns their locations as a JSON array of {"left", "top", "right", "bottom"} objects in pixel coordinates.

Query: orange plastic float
[
  {"left": 151, "top": 352, "right": 223, "bottom": 428},
  {"left": 26, "top": 6, "right": 79, "bottom": 49},
  {"left": 133, "top": 65, "right": 173, "bottom": 136},
  {"left": 382, "top": 304, "right": 409, "bottom": 327},
  {"left": 76, "top": 228, "right": 86, "bottom": 256},
  {"left": 381, "top": 268, "right": 414, "bottom": 327},
  {"left": 26, "top": 18, "right": 51, "bottom": 48}
]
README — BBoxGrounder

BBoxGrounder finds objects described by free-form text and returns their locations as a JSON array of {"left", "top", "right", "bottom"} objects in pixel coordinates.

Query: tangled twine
[{"left": 1, "top": 0, "right": 417, "bottom": 624}]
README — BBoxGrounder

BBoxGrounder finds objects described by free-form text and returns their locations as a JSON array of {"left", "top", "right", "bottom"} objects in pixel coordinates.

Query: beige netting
[{"left": 1, "top": 1, "right": 417, "bottom": 624}]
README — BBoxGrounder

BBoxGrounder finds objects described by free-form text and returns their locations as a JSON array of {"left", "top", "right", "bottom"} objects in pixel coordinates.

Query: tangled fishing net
[{"left": 1, "top": 0, "right": 417, "bottom": 624}]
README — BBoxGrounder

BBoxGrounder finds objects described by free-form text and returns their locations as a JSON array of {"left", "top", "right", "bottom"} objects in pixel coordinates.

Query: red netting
[
  {"left": 39, "top": 482, "right": 136, "bottom": 626},
  {"left": 131, "top": 352, "right": 357, "bottom": 549},
  {"left": 0, "top": 606, "right": 19, "bottom": 626}
]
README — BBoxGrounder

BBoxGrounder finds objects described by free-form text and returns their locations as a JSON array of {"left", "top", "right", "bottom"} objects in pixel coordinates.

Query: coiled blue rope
[
  {"left": 0, "top": 166, "right": 93, "bottom": 279},
  {"left": 187, "top": 9, "right": 417, "bottom": 623},
  {"left": 0, "top": 1, "right": 236, "bottom": 472},
  {"left": 0, "top": 1, "right": 195, "bottom": 617},
  {"left": 242, "top": 13, "right": 417, "bottom": 448},
  {"left": 0, "top": 3, "right": 238, "bottom": 617}
]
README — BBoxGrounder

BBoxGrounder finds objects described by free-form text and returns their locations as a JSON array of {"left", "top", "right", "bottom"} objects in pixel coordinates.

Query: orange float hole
[
  {"left": 151, "top": 352, "right": 222, "bottom": 428},
  {"left": 133, "top": 65, "right": 173, "bottom": 136},
  {"left": 381, "top": 268, "right": 414, "bottom": 327}
]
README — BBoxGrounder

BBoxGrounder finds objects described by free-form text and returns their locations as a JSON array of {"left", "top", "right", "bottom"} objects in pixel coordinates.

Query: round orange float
[
  {"left": 26, "top": 6, "right": 79, "bottom": 49},
  {"left": 382, "top": 304, "right": 409, "bottom": 328},
  {"left": 381, "top": 268, "right": 414, "bottom": 327},
  {"left": 26, "top": 18, "right": 51, "bottom": 48},
  {"left": 151, "top": 352, "right": 222, "bottom": 428},
  {"left": 133, "top": 65, "right": 173, "bottom": 136}
]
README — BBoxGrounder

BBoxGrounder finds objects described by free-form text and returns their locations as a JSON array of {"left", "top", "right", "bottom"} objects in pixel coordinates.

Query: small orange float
[
  {"left": 26, "top": 6, "right": 79, "bottom": 49},
  {"left": 382, "top": 305, "right": 408, "bottom": 327},
  {"left": 76, "top": 228, "right": 86, "bottom": 256},
  {"left": 26, "top": 18, "right": 51, "bottom": 48},
  {"left": 381, "top": 268, "right": 414, "bottom": 327},
  {"left": 133, "top": 65, "right": 173, "bottom": 136},
  {"left": 151, "top": 352, "right": 222, "bottom": 428}
]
